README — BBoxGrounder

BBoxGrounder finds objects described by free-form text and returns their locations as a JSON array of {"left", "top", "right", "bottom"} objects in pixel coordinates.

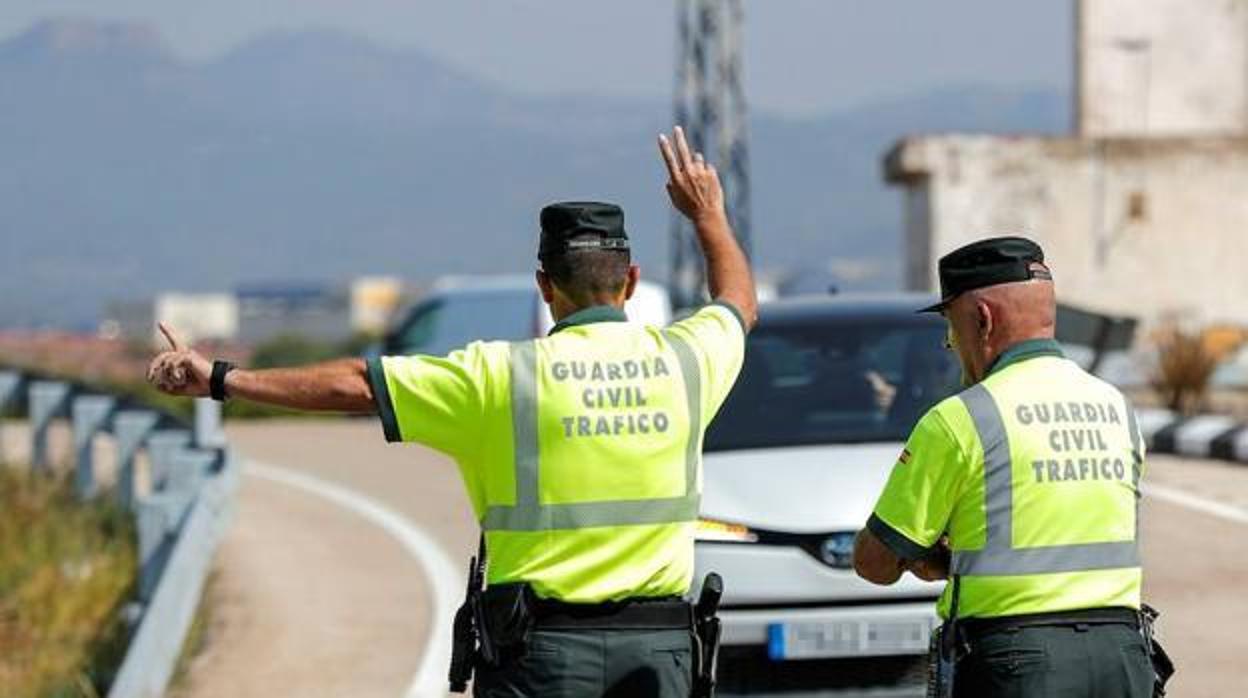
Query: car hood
[{"left": 701, "top": 442, "right": 903, "bottom": 533}]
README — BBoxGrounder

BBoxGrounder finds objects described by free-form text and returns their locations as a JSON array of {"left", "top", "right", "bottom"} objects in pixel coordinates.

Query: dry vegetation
[
  {"left": 1150, "top": 326, "right": 1222, "bottom": 414},
  {"left": 1148, "top": 323, "right": 1248, "bottom": 415},
  {"left": 0, "top": 466, "right": 136, "bottom": 698}
]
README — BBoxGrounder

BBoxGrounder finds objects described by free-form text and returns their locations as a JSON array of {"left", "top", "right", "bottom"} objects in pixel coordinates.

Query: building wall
[
  {"left": 1078, "top": 0, "right": 1248, "bottom": 137},
  {"left": 153, "top": 293, "right": 239, "bottom": 344},
  {"left": 350, "top": 276, "right": 403, "bottom": 334},
  {"left": 887, "top": 135, "right": 1248, "bottom": 326}
]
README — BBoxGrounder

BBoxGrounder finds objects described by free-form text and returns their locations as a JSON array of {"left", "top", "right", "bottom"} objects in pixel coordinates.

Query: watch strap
[{"left": 210, "top": 360, "right": 236, "bottom": 402}]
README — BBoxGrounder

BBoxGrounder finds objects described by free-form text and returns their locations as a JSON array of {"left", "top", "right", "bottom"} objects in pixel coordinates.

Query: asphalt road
[{"left": 170, "top": 419, "right": 1247, "bottom": 698}]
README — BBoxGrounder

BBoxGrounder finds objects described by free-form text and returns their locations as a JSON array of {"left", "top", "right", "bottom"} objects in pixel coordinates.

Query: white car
[
  {"left": 380, "top": 274, "right": 671, "bottom": 356},
  {"left": 695, "top": 294, "right": 963, "bottom": 696}
]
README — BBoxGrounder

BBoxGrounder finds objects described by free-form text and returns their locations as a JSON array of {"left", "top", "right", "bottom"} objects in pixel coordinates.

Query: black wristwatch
[{"left": 210, "top": 360, "right": 236, "bottom": 402}]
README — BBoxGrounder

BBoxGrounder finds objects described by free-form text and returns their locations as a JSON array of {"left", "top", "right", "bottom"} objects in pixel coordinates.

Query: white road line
[
  {"left": 245, "top": 460, "right": 460, "bottom": 698},
  {"left": 1143, "top": 483, "right": 1248, "bottom": 526}
]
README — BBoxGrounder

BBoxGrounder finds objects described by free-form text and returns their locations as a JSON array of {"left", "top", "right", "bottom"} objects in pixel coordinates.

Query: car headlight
[
  {"left": 695, "top": 517, "right": 759, "bottom": 543},
  {"left": 813, "top": 531, "right": 857, "bottom": 568}
]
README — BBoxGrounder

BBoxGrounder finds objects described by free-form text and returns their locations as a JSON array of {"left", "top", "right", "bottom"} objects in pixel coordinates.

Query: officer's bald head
[
  {"left": 946, "top": 264, "right": 1055, "bottom": 383},
  {"left": 964, "top": 268, "right": 1056, "bottom": 336}
]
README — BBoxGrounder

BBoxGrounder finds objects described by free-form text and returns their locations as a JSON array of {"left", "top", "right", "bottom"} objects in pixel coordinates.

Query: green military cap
[
  {"left": 919, "top": 236, "right": 1052, "bottom": 313},
  {"left": 538, "top": 201, "right": 630, "bottom": 260}
]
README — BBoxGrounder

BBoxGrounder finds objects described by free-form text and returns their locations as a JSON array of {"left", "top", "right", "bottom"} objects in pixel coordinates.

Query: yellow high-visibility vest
[
  {"left": 870, "top": 339, "right": 1143, "bottom": 618},
  {"left": 368, "top": 303, "right": 745, "bottom": 602}
]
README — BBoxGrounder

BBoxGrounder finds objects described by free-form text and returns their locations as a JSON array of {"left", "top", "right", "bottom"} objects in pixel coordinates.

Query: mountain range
[{"left": 0, "top": 18, "right": 1067, "bottom": 328}]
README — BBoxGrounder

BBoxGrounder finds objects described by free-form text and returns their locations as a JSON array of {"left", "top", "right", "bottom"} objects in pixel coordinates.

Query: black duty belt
[
  {"left": 531, "top": 596, "right": 692, "bottom": 630},
  {"left": 961, "top": 606, "right": 1139, "bottom": 639}
]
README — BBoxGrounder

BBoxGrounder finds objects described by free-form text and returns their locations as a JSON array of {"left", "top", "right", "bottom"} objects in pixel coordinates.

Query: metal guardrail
[{"left": 0, "top": 368, "right": 239, "bottom": 698}]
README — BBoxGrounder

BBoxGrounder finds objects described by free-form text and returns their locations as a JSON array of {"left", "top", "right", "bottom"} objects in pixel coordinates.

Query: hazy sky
[{"left": 0, "top": 1, "right": 1072, "bottom": 116}]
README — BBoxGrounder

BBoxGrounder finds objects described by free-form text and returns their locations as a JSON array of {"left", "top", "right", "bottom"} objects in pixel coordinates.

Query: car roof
[
  {"left": 431, "top": 275, "right": 537, "bottom": 295},
  {"left": 758, "top": 292, "right": 944, "bottom": 325}
]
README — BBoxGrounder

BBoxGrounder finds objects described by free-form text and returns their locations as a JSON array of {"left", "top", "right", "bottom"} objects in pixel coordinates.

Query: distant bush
[
  {"left": 1150, "top": 326, "right": 1225, "bottom": 414},
  {"left": 0, "top": 467, "right": 136, "bottom": 696},
  {"left": 249, "top": 332, "right": 374, "bottom": 369},
  {"left": 224, "top": 332, "right": 377, "bottom": 419}
]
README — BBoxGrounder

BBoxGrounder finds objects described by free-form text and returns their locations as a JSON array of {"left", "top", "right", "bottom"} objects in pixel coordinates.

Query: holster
[
  {"left": 691, "top": 572, "right": 724, "bottom": 698},
  {"left": 449, "top": 536, "right": 506, "bottom": 694},
  {"left": 1140, "top": 604, "right": 1175, "bottom": 697},
  {"left": 926, "top": 575, "right": 967, "bottom": 698},
  {"left": 478, "top": 583, "right": 537, "bottom": 656},
  {"left": 451, "top": 583, "right": 535, "bottom": 686},
  {"left": 926, "top": 621, "right": 967, "bottom": 698},
  {"left": 448, "top": 596, "right": 477, "bottom": 693}
]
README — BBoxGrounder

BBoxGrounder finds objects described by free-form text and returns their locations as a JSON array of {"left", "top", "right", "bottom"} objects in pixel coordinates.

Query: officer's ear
[
  {"left": 536, "top": 269, "right": 556, "bottom": 304},
  {"left": 622, "top": 265, "right": 641, "bottom": 301},
  {"left": 975, "top": 301, "right": 993, "bottom": 341}
]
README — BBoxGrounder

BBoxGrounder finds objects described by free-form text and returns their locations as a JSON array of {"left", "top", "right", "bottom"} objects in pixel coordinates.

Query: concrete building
[
  {"left": 1078, "top": 0, "right": 1248, "bottom": 137},
  {"left": 886, "top": 0, "right": 1248, "bottom": 327},
  {"left": 104, "top": 278, "right": 409, "bottom": 347},
  {"left": 234, "top": 283, "right": 348, "bottom": 344},
  {"left": 153, "top": 293, "right": 239, "bottom": 344},
  {"left": 349, "top": 276, "right": 403, "bottom": 335}
]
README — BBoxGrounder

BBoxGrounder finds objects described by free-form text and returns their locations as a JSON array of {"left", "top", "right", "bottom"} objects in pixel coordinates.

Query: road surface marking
[
  {"left": 246, "top": 460, "right": 460, "bottom": 698},
  {"left": 1143, "top": 483, "right": 1248, "bottom": 526}
]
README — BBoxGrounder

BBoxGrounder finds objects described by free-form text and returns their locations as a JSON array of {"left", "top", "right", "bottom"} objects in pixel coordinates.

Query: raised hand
[
  {"left": 146, "top": 322, "right": 212, "bottom": 397},
  {"left": 658, "top": 126, "right": 726, "bottom": 224}
]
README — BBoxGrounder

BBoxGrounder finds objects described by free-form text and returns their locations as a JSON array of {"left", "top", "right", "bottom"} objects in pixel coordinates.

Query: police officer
[
  {"left": 851, "top": 237, "right": 1157, "bottom": 697},
  {"left": 147, "top": 126, "right": 757, "bottom": 697}
]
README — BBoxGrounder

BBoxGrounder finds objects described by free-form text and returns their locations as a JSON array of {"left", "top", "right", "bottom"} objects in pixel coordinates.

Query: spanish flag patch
[{"left": 898, "top": 449, "right": 912, "bottom": 465}]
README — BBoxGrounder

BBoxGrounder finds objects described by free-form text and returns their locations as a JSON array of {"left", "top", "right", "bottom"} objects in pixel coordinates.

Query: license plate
[{"left": 768, "top": 617, "right": 935, "bottom": 660}]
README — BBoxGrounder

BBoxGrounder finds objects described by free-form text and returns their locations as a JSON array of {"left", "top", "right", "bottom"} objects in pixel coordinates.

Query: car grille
[{"left": 702, "top": 528, "right": 860, "bottom": 569}]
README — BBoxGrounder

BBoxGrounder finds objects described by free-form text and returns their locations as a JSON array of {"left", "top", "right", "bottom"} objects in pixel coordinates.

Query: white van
[{"left": 381, "top": 275, "right": 672, "bottom": 356}]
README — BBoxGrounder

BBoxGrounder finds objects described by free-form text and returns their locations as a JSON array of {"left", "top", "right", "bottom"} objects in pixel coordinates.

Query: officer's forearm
[
  {"left": 694, "top": 211, "right": 757, "bottom": 330},
  {"left": 852, "top": 529, "right": 906, "bottom": 585},
  {"left": 224, "top": 358, "right": 376, "bottom": 412}
]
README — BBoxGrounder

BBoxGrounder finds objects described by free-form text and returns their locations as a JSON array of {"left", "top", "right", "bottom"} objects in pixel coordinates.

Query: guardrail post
[
  {"left": 145, "top": 430, "right": 191, "bottom": 492},
  {"left": 29, "top": 381, "right": 70, "bottom": 473},
  {"left": 0, "top": 370, "right": 23, "bottom": 463},
  {"left": 135, "top": 491, "right": 193, "bottom": 603},
  {"left": 113, "top": 411, "right": 160, "bottom": 510},
  {"left": 194, "top": 398, "right": 226, "bottom": 449},
  {"left": 168, "top": 449, "right": 220, "bottom": 495},
  {"left": 72, "top": 395, "right": 116, "bottom": 500}
]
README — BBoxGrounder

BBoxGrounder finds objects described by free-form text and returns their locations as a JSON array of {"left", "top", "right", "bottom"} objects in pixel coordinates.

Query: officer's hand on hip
[
  {"left": 146, "top": 322, "right": 212, "bottom": 398},
  {"left": 658, "top": 126, "right": 726, "bottom": 225}
]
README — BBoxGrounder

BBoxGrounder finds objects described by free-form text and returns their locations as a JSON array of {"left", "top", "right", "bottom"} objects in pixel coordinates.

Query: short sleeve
[
  {"left": 664, "top": 301, "right": 747, "bottom": 423},
  {"left": 868, "top": 406, "right": 969, "bottom": 560},
  {"left": 366, "top": 342, "right": 495, "bottom": 458}
]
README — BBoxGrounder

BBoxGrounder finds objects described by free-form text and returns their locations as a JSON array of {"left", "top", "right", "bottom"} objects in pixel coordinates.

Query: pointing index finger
[{"left": 158, "top": 322, "right": 185, "bottom": 352}]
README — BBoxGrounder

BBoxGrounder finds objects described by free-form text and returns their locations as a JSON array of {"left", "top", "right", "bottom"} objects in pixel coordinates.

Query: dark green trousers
[
  {"left": 953, "top": 623, "right": 1153, "bottom": 698},
  {"left": 473, "top": 628, "right": 693, "bottom": 698}
]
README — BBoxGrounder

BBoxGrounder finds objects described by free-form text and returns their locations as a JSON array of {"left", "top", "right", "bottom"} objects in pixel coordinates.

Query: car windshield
[
  {"left": 391, "top": 290, "right": 537, "bottom": 355},
  {"left": 704, "top": 317, "right": 962, "bottom": 451}
]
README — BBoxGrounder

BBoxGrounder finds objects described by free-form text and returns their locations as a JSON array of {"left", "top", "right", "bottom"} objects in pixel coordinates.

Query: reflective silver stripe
[
  {"left": 510, "top": 340, "right": 540, "bottom": 516},
  {"left": 950, "top": 383, "right": 1140, "bottom": 577},
  {"left": 953, "top": 539, "right": 1141, "bottom": 576},
  {"left": 665, "top": 331, "right": 702, "bottom": 501},
  {"left": 482, "top": 337, "right": 701, "bottom": 532},
  {"left": 1124, "top": 396, "right": 1143, "bottom": 478},
  {"left": 1124, "top": 396, "right": 1143, "bottom": 542},
  {"left": 960, "top": 384, "right": 1013, "bottom": 557},
  {"left": 483, "top": 496, "right": 699, "bottom": 531}
]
